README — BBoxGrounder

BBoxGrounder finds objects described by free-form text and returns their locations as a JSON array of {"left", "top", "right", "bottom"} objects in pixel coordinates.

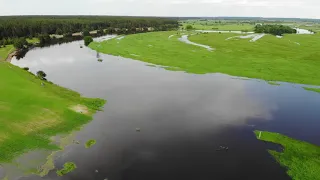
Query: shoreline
[{"left": 5, "top": 50, "right": 17, "bottom": 62}]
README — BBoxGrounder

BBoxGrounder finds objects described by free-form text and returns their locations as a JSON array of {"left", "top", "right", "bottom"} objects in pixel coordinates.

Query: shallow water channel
[{"left": 4, "top": 35, "right": 320, "bottom": 180}]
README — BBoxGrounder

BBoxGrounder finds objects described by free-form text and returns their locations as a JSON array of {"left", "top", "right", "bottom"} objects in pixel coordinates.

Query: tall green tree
[
  {"left": 36, "top": 70, "right": 47, "bottom": 80},
  {"left": 84, "top": 36, "right": 93, "bottom": 46},
  {"left": 13, "top": 38, "right": 28, "bottom": 49}
]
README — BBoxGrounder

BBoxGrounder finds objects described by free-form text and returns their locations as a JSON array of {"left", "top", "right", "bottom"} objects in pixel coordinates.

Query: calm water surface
[{"left": 5, "top": 36, "right": 320, "bottom": 180}]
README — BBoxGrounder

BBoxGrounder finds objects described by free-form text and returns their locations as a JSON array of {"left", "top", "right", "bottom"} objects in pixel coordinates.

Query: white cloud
[{"left": 0, "top": 0, "right": 319, "bottom": 18}]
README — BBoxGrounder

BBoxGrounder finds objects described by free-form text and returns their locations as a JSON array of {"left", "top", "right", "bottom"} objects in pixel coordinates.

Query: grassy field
[
  {"left": 26, "top": 38, "right": 40, "bottom": 44},
  {"left": 89, "top": 31, "right": 320, "bottom": 85},
  {"left": 0, "top": 45, "right": 16, "bottom": 61},
  {"left": 254, "top": 131, "right": 320, "bottom": 180},
  {"left": 0, "top": 62, "right": 105, "bottom": 162}
]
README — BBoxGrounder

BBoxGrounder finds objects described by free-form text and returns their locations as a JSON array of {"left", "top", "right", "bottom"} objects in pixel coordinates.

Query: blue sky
[{"left": 0, "top": 0, "right": 319, "bottom": 19}]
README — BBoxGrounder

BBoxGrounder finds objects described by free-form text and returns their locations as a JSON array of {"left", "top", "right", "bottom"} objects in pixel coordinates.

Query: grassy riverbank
[
  {"left": 0, "top": 62, "right": 105, "bottom": 162},
  {"left": 303, "top": 87, "right": 320, "bottom": 93},
  {"left": 254, "top": 131, "right": 320, "bottom": 180},
  {"left": 89, "top": 31, "right": 320, "bottom": 85},
  {"left": 0, "top": 45, "right": 15, "bottom": 61}
]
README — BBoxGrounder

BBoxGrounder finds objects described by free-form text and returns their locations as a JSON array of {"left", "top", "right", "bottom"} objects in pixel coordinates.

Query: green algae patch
[
  {"left": 254, "top": 130, "right": 320, "bottom": 180},
  {"left": 85, "top": 139, "right": 97, "bottom": 148},
  {"left": 56, "top": 162, "right": 77, "bottom": 176}
]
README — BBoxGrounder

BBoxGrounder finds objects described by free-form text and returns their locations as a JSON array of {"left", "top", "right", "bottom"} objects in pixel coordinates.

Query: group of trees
[
  {"left": 186, "top": 25, "right": 194, "bottom": 31},
  {"left": 254, "top": 24, "right": 297, "bottom": 35},
  {"left": 0, "top": 16, "right": 179, "bottom": 49},
  {"left": 13, "top": 38, "right": 28, "bottom": 49},
  {"left": 0, "top": 16, "right": 179, "bottom": 40}
]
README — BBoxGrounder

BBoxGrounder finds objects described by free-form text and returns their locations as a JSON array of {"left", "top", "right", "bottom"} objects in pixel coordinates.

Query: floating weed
[{"left": 85, "top": 139, "right": 96, "bottom": 148}]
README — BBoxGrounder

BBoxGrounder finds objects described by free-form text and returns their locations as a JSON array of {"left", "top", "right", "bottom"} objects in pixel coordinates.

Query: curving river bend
[{"left": 2, "top": 35, "right": 320, "bottom": 180}]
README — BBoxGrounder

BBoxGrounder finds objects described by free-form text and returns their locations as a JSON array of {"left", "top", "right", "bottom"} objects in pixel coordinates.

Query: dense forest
[
  {"left": 0, "top": 16, "right": 179, "bottom": 42},
  {"left": 254, "top": 24, "right": 297, "bottom": 35}
]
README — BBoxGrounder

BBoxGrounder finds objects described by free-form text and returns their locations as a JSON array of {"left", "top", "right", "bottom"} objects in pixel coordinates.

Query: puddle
[
  {"left": 226, "top": 34, "right": 265, "bottom": 42},
  {"left": 179, "top": 35, "right": 214, "bottom": 51},
  {"left": 294, "top": 28, "right": 314, "bottom": 34}
]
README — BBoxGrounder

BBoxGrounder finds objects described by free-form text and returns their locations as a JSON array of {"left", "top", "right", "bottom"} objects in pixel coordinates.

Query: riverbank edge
[{"left": 254, "top": 130, "right": 320, "bottom": 179}]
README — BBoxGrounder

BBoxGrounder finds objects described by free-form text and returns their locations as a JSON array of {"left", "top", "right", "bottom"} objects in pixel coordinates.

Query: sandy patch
[
  {"left": 0, "top": 101, "right": 10, "bottom": 111},
  {"left": 179, "top": 35, "right": 214, "bottom": 51},
  {"left": 70, "top": 104, "right": 89, "bottom": 115},
  {"left": 168, "top": 35, "right": 175, "bottom": 39}
]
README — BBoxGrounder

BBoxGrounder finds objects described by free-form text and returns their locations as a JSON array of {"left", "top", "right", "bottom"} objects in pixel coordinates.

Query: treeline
[
  {"left": 0, "top": 16, "right": 179, "bottom": 40},
  {"left": 254, "top": 24, "right": 297, "bottom": 35}
]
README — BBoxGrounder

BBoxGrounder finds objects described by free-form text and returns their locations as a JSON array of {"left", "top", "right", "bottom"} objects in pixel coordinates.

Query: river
[{"left": 3, "top": 35, "right": 320, "bottom": 180}]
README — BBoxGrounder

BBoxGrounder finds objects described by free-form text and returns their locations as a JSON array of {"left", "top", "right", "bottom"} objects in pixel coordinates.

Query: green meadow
[
  {"left": 254, "top": 131, "right": 320, "bottom": 180},
  {"left": 0, "top": 62, "right": 105, "bottom": 162},
  {"left": 90, "top": 31, "right": 320, "bottom": 85}
]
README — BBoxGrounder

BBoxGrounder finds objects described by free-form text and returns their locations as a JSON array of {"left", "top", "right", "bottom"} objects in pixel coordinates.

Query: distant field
[
  {"left": 90, "top": 31, "right": 320, "bottom": 85},
  {"left": 0, "top": 45, "right": 15, "bottom": 61},
  {"left": 181, "top": 20, "right": 255, "bottom": 31},
  {"left": 182, "top": 23, "right": 255, "bottom": 31},
  {"left": 0, "top": 62, "right": 105, "bottom": 163}
]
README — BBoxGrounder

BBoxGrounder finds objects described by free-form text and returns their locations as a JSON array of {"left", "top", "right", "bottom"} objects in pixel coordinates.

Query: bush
[
  {"left": 84, "top": 36, "right": 93, "bottom": 46},
  {"left": 186, "top": 25, "right": 193, "bottom": 31},
  {"left": 36, "top": 70, "right": 47, "bottom": 80},
  {"left": 23, "top": 67, "right": 29, "bottom": 71}
]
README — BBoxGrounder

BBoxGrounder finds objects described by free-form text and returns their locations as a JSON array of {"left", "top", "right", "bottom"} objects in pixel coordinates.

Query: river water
[{"left": 4, "top": 36, "right": 320, "bottom": 180}]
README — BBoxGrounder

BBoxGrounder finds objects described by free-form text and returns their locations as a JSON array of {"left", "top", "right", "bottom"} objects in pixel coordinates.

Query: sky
[{"left": 0, "top": 0, "right": 319, "bottom": 19}]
